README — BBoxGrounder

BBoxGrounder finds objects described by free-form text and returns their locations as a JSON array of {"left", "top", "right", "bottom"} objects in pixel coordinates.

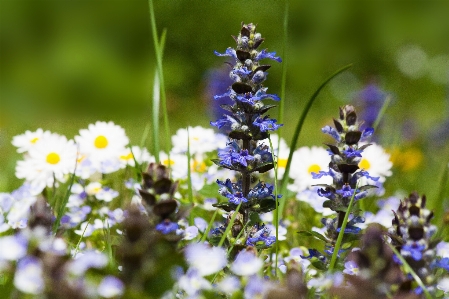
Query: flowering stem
[
  {"left": 386, "top": 242, "right": 433, "bottom": 299},
  {"left": 328, "top": 183, "right": 357, "bottom": 272},
  {"left": 279, "top": 64, "right": 353, "bottom": 220}
]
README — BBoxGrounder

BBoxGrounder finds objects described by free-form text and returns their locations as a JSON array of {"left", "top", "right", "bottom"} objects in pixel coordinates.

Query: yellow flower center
[
  {"left": 94, "top": 135, "right": 108, "bottom": 149},
  {"left": 30, "top": 137, "right": 39, "bottom": 144},
  {"left": 359, "top": 158, "right": 371, "bottom": 170},
  {"left": 308, "top": 164, "right": 321, "bottom": 174},
  {"left": 163, "top": 159, "right": 175, "bottom": 167},
  {"left": 46, "top": 152, "right": 61, "bottom": 165},
  {"left": 192, "top": 160, "right": 207, "bottom": 172},
  {"left": 120, "top": 152, "right": 134, "bottom": 161},
  {"left": 277, "top": 158, "right": 287, "bottom": 168}
]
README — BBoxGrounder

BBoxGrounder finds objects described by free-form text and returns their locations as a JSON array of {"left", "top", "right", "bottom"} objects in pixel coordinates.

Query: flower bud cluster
[
  {"left": 389, "top": 192, "right": 440, "bottom": 294},
  {"left": 138, "top": 163, "right": 181, "bottom": 236}
]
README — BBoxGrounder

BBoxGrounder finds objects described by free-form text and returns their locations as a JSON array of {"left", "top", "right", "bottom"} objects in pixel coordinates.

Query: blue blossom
[
  {"left": 155, "top": 220, "right": 179, "bottom": 234},
  {"left": 434, "top": 257, "right": 449, "bottom": 271},
  {"left": 214, "top": 47, "right": 237, "bottom": 60},
  {"left": 361, "top": 127, "right": 374, "bottom": 140},
  {"left": 343, "top": 147, "right": 363, "bottom": 158},
  {"left": 228, "top": 192, "right": 248, "bottom": 205},
  {"left": 255, "top": 87, "right": 280, "bottom": 101},
  {"left": 322, "top": 126, "right": 341, "bottom": 141},
  {"left": 301, "top": 249, "right": 327, "bottom": 263},
  {"left": 255, "top": 49, "right": 282, "bottom": 62},
  {"left": 247, "top": 182, "right": 281, "bottom": 200},
  {"left": 312, "top": 170, "right": 331, "bottom": 179},
  {"left": 218, "top": 148, "right": 255, "bottom": 167},
  {"left": 246, "top": 224, "right": 276, "bottom": 247},
  {"left": 343, "top": 261, "right": 359, "bottom": 275},
  {"left": 216, "top": 179, "right": 248, "bottom": 205},
  {"left": 211, "top": 114, "right": 239, "bottom": 129},
  {"left": 402, "top": 243, "right": 426, "bottom": 261},
  {"left": 253, "top": 115, "right": 283, "bottom": 132},
  {"left": 97, "top": 276, "right": 125, "bottom": 298}
]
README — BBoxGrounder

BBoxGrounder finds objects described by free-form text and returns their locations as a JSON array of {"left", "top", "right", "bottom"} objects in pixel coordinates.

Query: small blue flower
[
  {"left": 433, "top": 257, "right": 449, "bottom": 271},
  {"left": 301, "top": 249, "right": 327, "bottom": 263},
  {"left": 312, "top": 170, "right": 331, "bottom": 179},
  {"left": 402, "top": 243, "right": 426, "bottom": 261},
  {"left": 343, "top": 147, "right": 363, "bottom": 158},
  {"left": 155, "top": 220, "right": 179, "bottom": 234},
  {"left": 228, "top": 192, "right": 248, "bottom": 205},
  {"left": 214, "top": 47, "right": 237, "bottom": 60},
  {"left": 336, "top": 185, "right": 355, "bottom": 198},
  {"left": 253, "top": 116, "right": 283, "bottom": 132},
  {"left": 361, "top": 127, "right": 374, "bottom": 140},
  {"left": 246, "top": 224, "right": 276, "bottom": 247},
  {"left": 211, "top": 115, "right": 239, "bottom": 129},
  {"left": 218, "top": 148, "right": 254, "bottom": 168},
  {"left": 255, "top": 49, "right": 282, "bottom": 62},
  {"left": 322, "top": 126, "right": 341, "bottom": 141},
  {"left": 255, "top": 87, "right": 280, "bottom": 101}
]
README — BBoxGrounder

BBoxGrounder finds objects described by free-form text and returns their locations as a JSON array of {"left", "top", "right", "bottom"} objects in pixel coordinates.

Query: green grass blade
[
  {"left": 53, "top": 160, "right": 78, "bottom": 233},
  {"left": 218, "top": 202, "right": 242, "bottom": 247},
  {"left": 278, "top": 63, "right": 353, "bottom": 218},
  {"left": 73, "top": 218, "right": 90, "bottom": 258},
  {"left": 186, "top": 128, "right": 194, "bottom": 225},
  {"left": 148, "top": 0, "right": 171, "bottom": 166},
  {"left": 372, "top": 95, "right": 391, "bottom": 131},
  {"left": 386, "top": 243, "right": 433, "bottom": 299},
  {"left": 152, "top": 69, "right": 160, "bottom": 162},
  {"left": 268, "top": 135, "right": 280, "bottom": 278},
  {"left": 328, "top": 185, "right": 357, "bottom": 272},
  {"left": 200, "top": 209, "right": 219, "bottom": 243},
  {"left": 276, "top": 0, "right": 288, "bottom": 158}
]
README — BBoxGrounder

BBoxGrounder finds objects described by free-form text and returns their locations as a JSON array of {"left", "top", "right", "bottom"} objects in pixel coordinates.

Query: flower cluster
[{"left": 210, "top": 23, "right": 282, "bottom": 251}]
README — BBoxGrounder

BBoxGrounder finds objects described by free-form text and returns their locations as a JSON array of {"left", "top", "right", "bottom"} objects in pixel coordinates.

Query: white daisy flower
[
  {"left": 358, "top": 143, "right": 392, "bottom": 183},
  {"left": 288, "top": 146, "right": 332, "bottom": 193},
  {"left": 119, "top": 145, "right": 154, "bottom": 167},
  {"left": 11, "top": 128, "right": 53, "bottom": 153},
  {"left": 15, "top": 133, "right": 78, "bottom": 193},
  {"left": 171, "top": 126, "right": 227, "bottom": 155},
  {"left": 75, "top": 121, "right": 129, "bottom": 168}
]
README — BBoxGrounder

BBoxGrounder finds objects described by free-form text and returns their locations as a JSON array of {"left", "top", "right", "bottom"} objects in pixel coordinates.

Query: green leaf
[{"left": 298, "top": 230, "right": 329, "bottom": 243}]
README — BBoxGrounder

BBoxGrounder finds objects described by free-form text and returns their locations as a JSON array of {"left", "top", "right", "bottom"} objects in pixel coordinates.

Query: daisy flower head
[
  {"left": 358, "top": 142, "right": 392, "bottom": 183},
  {"left": 11, "top": 128, "right": 53, "bottom": 154},
  {"left": 15, "top": 133, "right": 78, "bottom": 193},
  {"left": 75, "top": 121, "right": 129, "bottom": 164},
  {"left": 288, "top": 146, "right": 332, "bottom": 193},
  {"left": 171, "top": 126, "right": 227, "bottom": 155}
]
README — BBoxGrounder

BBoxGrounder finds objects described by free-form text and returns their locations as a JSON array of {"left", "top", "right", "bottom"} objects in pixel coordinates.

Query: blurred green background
[{"left": 1, "top": 0, "right": 449, "bottom": 208}]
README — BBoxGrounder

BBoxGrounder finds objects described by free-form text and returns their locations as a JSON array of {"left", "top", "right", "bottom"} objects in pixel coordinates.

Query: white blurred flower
[
  {"left": 296, "top": 188, "right": 334, "bottom": 216},
  {"left": 15, "top": 133, "right": 78, "bottom": 192},
  {"left": 194, "top": 217, "right": 208, "bottom": 232},
  {"left": 436, "top": 242, "right": 449, "bottom": 258},
  {"left": 183, "top": 226, "right": 199, "bottom": 240},
  {"left": 184, "top": 243, "right": 227, "bottom": 276},
  {"left": 75, "top": 121, "right": 129, "bottom": 172},
  {"left": 217, "top": 276, "right": 240, "bottom": 294},
  {"left": 69, "top": 250, "right": 108, "bottom": 275},
  {"left": 178, "top": 269, "right": 211, "bottom": 296},
  {"left": 171, "top": 126, "right": 227, "bottom": 155},
  {"left": 14, "top": 256, "right": 44, "bottom": 294},
  {"left": 12, "top": 128, "right": 52, "bottom": 153},
  {"left": 231, "top": 250, "right": 263, "bottom": 276},
  {"left": 0, "top": 234, "right": 28, "bottom": 261},
  {"left": 358, "top": 143, "right": 392, "bottom": 183},
  {"left": 97, "top": 276, "right": 124, "bottom": 298},
  {"left": 288, "top": 146, "right": 332, "bottom": 193},
  {"left": 437, "top": 277, "right": 449, "bottom": 293}
]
